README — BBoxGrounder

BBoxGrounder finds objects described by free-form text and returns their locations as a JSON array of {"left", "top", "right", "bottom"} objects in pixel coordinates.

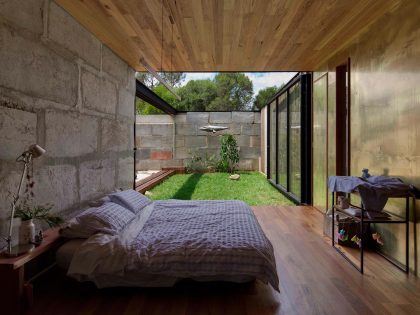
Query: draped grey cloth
[{"left": 328, "top": 176, "right": 413, "bottom": 211}]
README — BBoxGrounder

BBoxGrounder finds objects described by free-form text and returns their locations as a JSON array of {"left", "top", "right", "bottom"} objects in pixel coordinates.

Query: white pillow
[
  {"left": 108, "top": 189, "right": 152, "bottom": 213},
  {"left": 60, "top": 202, "right": 134, "bottom": 238}
]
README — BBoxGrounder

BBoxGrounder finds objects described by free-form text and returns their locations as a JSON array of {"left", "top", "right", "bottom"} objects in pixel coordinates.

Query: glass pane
[
  {"left": 313, "top": 75, "right": 328, "bottom": 211},
  {"left": 289, "top": 83, "right": 301, "bottom": 198},
  {"left": 269, "top": 101, "right": 277, "bottom": 181},
  {"left": 277, "top": 93, "right": 287, "bottom": 188}
]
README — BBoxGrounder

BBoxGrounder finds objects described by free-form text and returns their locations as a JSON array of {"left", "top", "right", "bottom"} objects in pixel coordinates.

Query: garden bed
[{"left": 146, "top": 172, "right": 293, "bottom": 206}]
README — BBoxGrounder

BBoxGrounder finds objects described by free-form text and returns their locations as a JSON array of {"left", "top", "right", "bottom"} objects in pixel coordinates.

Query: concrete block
[
  {"left": 79, "top": 159, "right": 115, "bottom": 202},
  {"left": 81, "top": 69, "right": 117, "bottom": 114},
  {"left": 207, "top": 135, "right": 222, "bottom": 148},
  {"left": 0, "top": 106, "right": 37, "bottom": 160},
  {"left": 238, "top": 159, "right": 255, "bottom": 171},
  {"left": 176, "top": 124, "right": 196, "bottom": 136},
  {"left": 0, "top": 0, "right": 44, "bottom": 34},
  {"left": 175, "top": 114, "right": 187, "bottom": 123},
  {"left": 136, "top": 115, "right": 173, "bottom": 124},
  {"left": 150, "top": 150, "right": 172, "bottom": 160},
  {"left": 118, "top": 87, "right": 135, "bottom": 119},
  {"left": 174, "top": 147, "right": 188, "bottom": 159},
  {"left": 232, "top": 112, "right": 255, "bottom": 123},
  {"left": 118, "top": 156, "right": 134, "bottom": 189},
  {"left": 186, "top": 112, "right": 209, "bottom": 124},
  {"left": 102, "top": 119, "right": 131, "bottom": 152},
  {"left": 175, "top": 138, "right": 185, "bottom": 148},
  {"left": 32, "top": 164, "right": 78, "bottom": 212},
  {"left": 0, "top": 27, "right": 78, "bottom": 106},
  {"left": 0, "top": 167, "right": 21, "bottom": 217},
  {"left": 209, "top": 112, "right": 232, "bottom": 124},
  {"left": 236, "top": 135, "right": 251, "bottom": 147},
  {"left": 48, "top": 2, "right": 101, "bottom": 68},
  {"left": 137, "top": 135, "right": 161, "bottom": 148},
  {"left": 241, "top": 124, "right": 260, "bottom": 136},
  {"left": 136, "top": 148, "right": 151, "bottom": 160},
  {"left": 152, "top": 124, "right": 173, "bottom": 136},
  {"left": 45, "top": 110, "right": 98, "bottom": 157},
  {"left": 102, "top": 46, "right": 128, "bottom": 85},
  {"left": 127, "top": 68, "right": 136, "bottom": 94},
  {"left": 239, "top": 147, "right": 260, "bottom": 159},
  {"left": 161, "top": 159, "right": 183, "bottom": 168},
  {"left": 185, "top": 136, "right": 207, "bottom": 147},
  {"left": 136, "top": 159, "right": 162, "bottom": 171},
  {"left": 254, "top": 112, "right": 261, "bottom": 123},
  {"left": 136, "top": 124, "right": 152, "bottom": 135},
  {"left": 227, "top": 124, "right": 242, "bottom": 135},
  {"left": 250, "top": 136, "right": 261, "bottom": 147}
]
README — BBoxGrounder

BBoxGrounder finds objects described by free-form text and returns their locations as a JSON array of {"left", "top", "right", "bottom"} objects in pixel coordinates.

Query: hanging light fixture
[{"left": 139, "top": 0, "right": 181, "bottom": 101}]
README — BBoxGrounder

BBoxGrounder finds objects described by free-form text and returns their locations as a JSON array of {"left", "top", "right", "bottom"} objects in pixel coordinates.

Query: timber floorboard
[{"left": 27, "top": 206, "right": 420, "bottom": 315}]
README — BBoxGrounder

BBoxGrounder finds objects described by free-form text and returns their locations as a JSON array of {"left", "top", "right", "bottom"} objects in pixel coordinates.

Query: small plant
[
  {"left": 185, "top": 149, "right": 220, "bottom": 173},
  {"left": 14, "top": 164, "right": 63, "bottom": 227},
  {"left": 14, "top": 203, "right": 63, "bottom": 227},
  {"left": 219, "top": 134, "right": 240, "bottom": 174}
]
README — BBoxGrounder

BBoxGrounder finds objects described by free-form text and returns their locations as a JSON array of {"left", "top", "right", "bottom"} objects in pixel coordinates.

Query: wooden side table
[{"left": 0, "top": 228, "right": 63, "bottom": 315}]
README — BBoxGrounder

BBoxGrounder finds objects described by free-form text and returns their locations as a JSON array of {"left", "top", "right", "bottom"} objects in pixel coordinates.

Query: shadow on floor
[{"left": 172, "top": 173, "right": 203, "bottom": 200}]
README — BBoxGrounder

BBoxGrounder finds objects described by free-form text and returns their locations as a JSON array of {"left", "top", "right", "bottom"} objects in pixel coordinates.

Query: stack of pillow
[{"left": 60, "top": 190, "right": 152, "bottom": 239}]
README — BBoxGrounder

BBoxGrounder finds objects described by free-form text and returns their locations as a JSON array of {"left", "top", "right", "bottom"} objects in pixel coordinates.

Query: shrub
[{"left": 219, "top": 134, "right": 239, "bottom": 174}]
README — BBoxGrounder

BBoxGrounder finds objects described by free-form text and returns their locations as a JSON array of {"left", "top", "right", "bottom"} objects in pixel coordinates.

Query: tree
[
  {"left": 219, "top": 134, "right": 240, "bottom": 174},
  {"left": 177, "top": 79, "right": 218, "bottom": 111},
  {"left": 253, "top": 86, "right": 278, "bottom": 110},
  {"left": 209, "top": 73, "right": 253, "bottom": 111},
  {"left": 136, "top": 84, "right": 180, "bottom": 115}
]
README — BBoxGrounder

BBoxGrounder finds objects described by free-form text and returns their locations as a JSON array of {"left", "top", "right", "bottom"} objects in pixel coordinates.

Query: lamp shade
[{"left": 28, "top": 144, "right": 46, "bottom": 158}]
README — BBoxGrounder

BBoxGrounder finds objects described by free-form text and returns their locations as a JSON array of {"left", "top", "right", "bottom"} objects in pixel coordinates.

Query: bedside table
[{"left": 0, "top": 228, "right": 63, "bottom": 315}]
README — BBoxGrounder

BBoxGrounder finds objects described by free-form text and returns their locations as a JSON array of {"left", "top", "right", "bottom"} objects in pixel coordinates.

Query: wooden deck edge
[{"left": 135, "top": 169, "right": 177, "bottom": 194}]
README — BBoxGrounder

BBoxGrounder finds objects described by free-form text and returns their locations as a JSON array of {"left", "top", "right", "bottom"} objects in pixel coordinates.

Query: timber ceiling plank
[{"left": 55, "top": 0, "right": 403, "bottom": 71}]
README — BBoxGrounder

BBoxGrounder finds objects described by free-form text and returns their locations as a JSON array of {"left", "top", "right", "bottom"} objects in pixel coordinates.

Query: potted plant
[
  {"left": 14, "top": 203, "right": 63, "bottom": 244},
  {"left": 219, "top": 134, "right": 240, "bottom": 179}
]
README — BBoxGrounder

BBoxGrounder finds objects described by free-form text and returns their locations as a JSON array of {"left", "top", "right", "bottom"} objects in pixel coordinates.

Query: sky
[{"left": 181, "top": 72, "right": 297, "bottom": 97}]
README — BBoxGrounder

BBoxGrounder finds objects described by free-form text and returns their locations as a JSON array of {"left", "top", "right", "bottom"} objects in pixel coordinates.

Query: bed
[{"left": 57, "top": 191, "right": 279, "bottom": 291}]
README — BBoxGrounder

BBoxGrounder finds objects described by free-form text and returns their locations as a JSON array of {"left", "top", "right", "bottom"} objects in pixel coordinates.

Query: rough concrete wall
[
  {"left": 0, "top": 0, "right": 135, "bottom": 229},
  {"left": 136, "top": 112, "right": 261, "bottom": 171}
]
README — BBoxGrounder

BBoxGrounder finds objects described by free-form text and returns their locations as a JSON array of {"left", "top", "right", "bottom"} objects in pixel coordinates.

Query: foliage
[
  {"left": 209, "top": 73, "right": 253, "bottom": 111},
  {"left": 185, "top": 149, "right": 219, "bottom": 173},
  {"left": 14, "top": 203, "right": 64, "bottom": 227},
  {"left": 219, "top": 134, "right": 240, "bottom": 174},
  {"left": 136, "top": 72, "right": 256, "bottom": 114},
  {"left": 177, "top": 79, "right": 218, "bottom": 111},
  {"left": 147, "top": 172, "right": 294, "bottom": 206},
  {"left": 253, "top": 86, "right": 279, "bottom": 110}
]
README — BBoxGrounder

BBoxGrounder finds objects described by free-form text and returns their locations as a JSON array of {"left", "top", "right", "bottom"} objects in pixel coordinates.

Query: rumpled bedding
[{"left": 68, "top": 200, "right": 279, "bottom": 291}]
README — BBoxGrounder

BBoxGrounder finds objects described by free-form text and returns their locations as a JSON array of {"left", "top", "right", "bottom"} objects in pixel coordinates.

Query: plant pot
[{"left": 19, "top": 219, "right": 36, "bottom": 245}]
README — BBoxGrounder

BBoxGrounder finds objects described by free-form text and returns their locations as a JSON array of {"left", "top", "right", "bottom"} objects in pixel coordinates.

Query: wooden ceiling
[{"left": 55, "top": 0, "right": 401, "bottom": 72}]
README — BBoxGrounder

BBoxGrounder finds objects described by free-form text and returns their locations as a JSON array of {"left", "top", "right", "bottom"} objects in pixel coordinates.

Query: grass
[{"left": 148, "top": 172, "right": 294, "bottom": 206}]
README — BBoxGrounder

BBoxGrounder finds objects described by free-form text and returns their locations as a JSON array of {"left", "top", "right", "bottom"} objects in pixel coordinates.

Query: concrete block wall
[
  {"left": 0, "top": 0, "right": 135, "bottom": 230},
  {"left": 136, "top": 112, "right": 261, "bottom": 171}
]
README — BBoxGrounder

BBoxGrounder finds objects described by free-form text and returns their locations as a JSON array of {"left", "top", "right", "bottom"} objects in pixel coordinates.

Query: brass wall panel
[
  {"left": 314, "top": 0, "right": 420, "bottom": 274},
  {"left": 313, "top": 74, "right": 328, "bottom": 212}
]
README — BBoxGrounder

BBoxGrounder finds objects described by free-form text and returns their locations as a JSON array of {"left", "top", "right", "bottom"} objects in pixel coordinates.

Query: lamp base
[{"left": 2, "top": 244, "right": 35, "bottom": 257}]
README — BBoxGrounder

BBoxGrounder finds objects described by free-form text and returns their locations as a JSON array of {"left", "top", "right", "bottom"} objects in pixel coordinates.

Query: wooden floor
[{"left": 28, "top": 206, "right": 420, "bottom": 315}]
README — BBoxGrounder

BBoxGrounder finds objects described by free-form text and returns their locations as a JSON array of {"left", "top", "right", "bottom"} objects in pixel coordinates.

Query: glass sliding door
[
  {"left": 265, "top": 73, "right": 311, "bottom": 204},
  {"left": 269, "top": 100, "right": 277, "bottom": 181}
]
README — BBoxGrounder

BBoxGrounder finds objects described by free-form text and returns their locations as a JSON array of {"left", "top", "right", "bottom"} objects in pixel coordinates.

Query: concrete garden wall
[
  {"left": 0, "top": 0, "right": 135, "bottom": 231},
  {"left": 136, "top": 112, "right": 261, "bottom": 171}
]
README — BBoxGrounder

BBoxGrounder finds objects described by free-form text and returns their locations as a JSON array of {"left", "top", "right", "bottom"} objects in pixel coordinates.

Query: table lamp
[{"left": 1, "top": 144, "right": 46, "bottom": 257}]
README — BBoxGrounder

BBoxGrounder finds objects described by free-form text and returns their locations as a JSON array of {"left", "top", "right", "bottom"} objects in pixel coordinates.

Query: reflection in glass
[
  {"left": 289, "top": 83, "right": 301, "bottom": 198},
  {"left": 277, "top": 94, "right": 287, "bottom": 188},
  {"left": 313, "top": 75, "right": 328, "bottom": 211},
  {"left": 269, "top": 101, "right": 277, "bottom": 181}
]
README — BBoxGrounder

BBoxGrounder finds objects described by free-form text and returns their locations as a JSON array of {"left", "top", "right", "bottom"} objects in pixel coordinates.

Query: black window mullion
[
  {"left": 275, "top": 97, "right": 279, "bottom": 184},
  {"left": 286, "top": 89, "right": 290, "bottom": 192}
]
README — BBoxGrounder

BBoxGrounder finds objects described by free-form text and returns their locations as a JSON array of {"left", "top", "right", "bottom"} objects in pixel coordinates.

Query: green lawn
[{"left": 148, "top": 172, "right": 293, "bottom": 206}]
